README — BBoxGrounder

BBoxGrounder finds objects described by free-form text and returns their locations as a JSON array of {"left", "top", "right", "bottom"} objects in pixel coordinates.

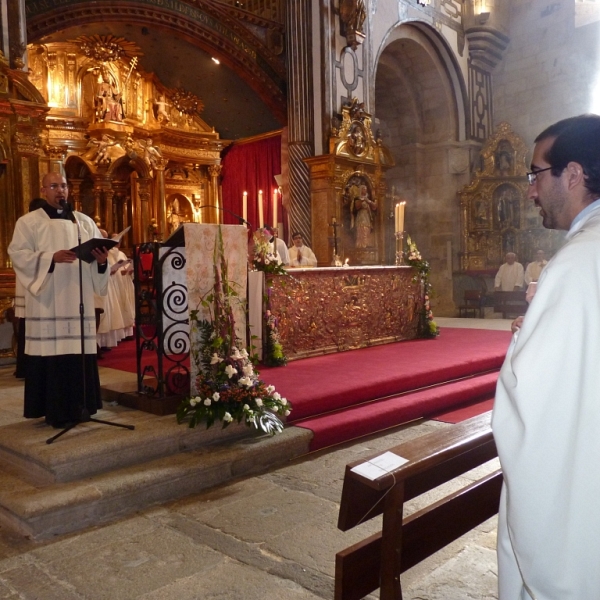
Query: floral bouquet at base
[
  {"left": 405, "top": 235, "right": 439, "bottom": 338},
  {"left": 177, "top": 320, "right": 291, "bottom": 434},
  {"left": 252, "top": 228, "right": 287, "bottom": 275},
  {"left": 177, "top": 227, "right": 291, "bottom": 434}
]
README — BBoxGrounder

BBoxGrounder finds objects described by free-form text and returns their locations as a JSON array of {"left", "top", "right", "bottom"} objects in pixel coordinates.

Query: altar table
[{"left": 264, "top": 266, "right": 424, "bottom": 361}]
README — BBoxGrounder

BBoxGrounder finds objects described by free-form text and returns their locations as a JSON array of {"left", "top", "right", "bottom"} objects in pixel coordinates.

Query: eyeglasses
[
  {"left": 45, "top": 183, "right": 69, "bottom": 190},
  {"left": 526, "top": 167, "right": 552, "bottom": 185}
]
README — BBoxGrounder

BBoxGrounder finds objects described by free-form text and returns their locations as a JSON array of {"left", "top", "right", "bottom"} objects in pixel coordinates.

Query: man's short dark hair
[
  {"left": 537, "top": 114, "right": 600, "bottom": 198},
  {"left": 292, "top": 232, "right": 302, "bottom": 239}
]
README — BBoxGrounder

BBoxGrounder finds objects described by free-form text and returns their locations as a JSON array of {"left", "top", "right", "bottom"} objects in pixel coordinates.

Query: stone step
[
  {"left": 0, "top": 405, "right": 268, "bottom": 485},
  {"left": 0, "top": 422, "right": 311, "bottom": 540}
]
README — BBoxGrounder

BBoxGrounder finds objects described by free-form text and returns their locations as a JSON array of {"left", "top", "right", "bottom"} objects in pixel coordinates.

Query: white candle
[
  {"left": 243, "top": 191, "right": 248, "bottom": 222},
  {"left": 272, "top": 189, "right": 278, "bottom": 229},
  {"left": 395, "top": 203, "right": 399, "bottom": 233},
  {"left": 398, "top": 201, "right": 405, "bottom": 233},
  {"left": 258, "top": 190, "right": 264, "bottom": 228}
]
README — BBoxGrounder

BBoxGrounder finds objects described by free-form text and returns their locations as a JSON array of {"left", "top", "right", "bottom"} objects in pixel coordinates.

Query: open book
[{"left": 71, "top": 226, "right": 131, "bottom": 263}]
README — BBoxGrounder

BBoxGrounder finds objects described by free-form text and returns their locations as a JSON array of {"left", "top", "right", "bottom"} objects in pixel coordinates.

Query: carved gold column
[
  {"left": 208, "top": 164, "right": 222, "bottom": 224},
  {"left": 138, "top": 178, "right": 151, "bottom": 243},
  {"left": 154, "top": 159, "right": 167, "bottom": 241},
  {"left": 92, "top": 183, "right": 103, "bottom": 228},
  {"left": 286, "top": 0, "right": 314, "bottom": 246},
  {"left": 69, "top": 178, "right": 83, "bottom": 212}
]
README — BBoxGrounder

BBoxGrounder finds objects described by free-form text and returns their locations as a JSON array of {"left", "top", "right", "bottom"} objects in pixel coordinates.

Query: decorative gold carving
[
  {"left": 169, "top": 88, "right": 204, "bottom": 116},
  {"left": 208, "top": 164, "right": 222, "bottom": 177},
  {"left": 267, "top": 267, "right": 423, "bottom": 360},
  {"left": 331, "top": 98, "right": 393, "bottom": 166},
  {"left": 71, "top": 35, "right": 142, "bottom": 63},
  {"left": 159, "top": 144, "right": 220, "bottom": 160},
  {"left": 459, "top": 122, "right": 564, "bottom": 270},
  {"left": 13, "top": 132, "right": 44, "bottom": 156}
]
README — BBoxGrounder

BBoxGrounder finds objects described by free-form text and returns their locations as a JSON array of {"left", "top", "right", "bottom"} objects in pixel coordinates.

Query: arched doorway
[{"left": 374, "top": 23, "right": 471, "bottom": 313}]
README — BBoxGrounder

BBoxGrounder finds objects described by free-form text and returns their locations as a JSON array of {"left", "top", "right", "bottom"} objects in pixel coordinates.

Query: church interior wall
[{"left": 494, "top": 0, "right": 600, "bottom": 146}]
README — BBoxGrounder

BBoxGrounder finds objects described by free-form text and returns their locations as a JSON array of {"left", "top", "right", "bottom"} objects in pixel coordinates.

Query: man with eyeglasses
[
  {"left": 492, "top": 114, "right": 600, "bottom": 599},
  {"left": 8, "top": 172, "right": 109, "bottom": 428}
]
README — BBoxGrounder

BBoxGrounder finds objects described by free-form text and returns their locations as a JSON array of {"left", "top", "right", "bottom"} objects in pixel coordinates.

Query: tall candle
[
  {"left": 272, "top": 189, "right": 278, "bottom": 229},
  {"left": 243, "top": 191, "right": 248, "bottom": 222},
  {"left": 394, "top": 203, "right": 399, "bottom": 233},
  {"left": 398, "top": 201, "right": 405, "bottom": 233},
  {"left": 258, "top": 190, "right": 264, "bottom": 228}
]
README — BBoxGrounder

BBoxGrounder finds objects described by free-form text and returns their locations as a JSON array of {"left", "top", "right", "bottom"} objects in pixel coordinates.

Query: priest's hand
[
  {"left": 53, "top": 249, "right": 77, "bottom": 263},
  {"left": 511, "top": 316, "right": 524, "bottom": 333},
  {"left": 91, "top": 246, "right": 109, "bottom": 265}
]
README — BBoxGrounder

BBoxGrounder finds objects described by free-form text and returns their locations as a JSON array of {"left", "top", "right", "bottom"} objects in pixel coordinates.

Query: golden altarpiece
[
  {"left": 23, "top": 35, "right": 227, "bottom": 250},
  {"left": 459, "top": 122, "right": 564, "bottom": 272},
  {"left": 305, "top": 99, "right": 395, "bottom": 266}
]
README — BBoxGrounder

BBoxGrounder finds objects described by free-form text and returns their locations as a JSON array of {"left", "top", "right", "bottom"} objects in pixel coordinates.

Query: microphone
[
  {"left": 59, "top": 199, "right": 75, "bottom": 221},
  {"left": 195, "top": 204, "right": 253, "bottom": 229}
]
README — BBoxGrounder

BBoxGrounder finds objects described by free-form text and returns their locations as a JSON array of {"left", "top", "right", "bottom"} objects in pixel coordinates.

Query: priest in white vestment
[
  {"left": 273, "top": 227, "right": 290, "bottom": 266},
  {"left": 494, "top": 252, "right": 524, "bottom": 291},
  {"left": 523, "top": 249, "right": 548, "bottom": 285},
  {"left": 8, "top": 172, "right": 109, "bottom": 427},
  {"left": 492, "top": 114, "right": 600, "bottom": 599},
  {"left": 287, "top": 232, "right": 317, "bottom": 268}
]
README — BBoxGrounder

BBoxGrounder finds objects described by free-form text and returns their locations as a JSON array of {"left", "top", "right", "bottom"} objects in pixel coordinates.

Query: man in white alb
[
  {"left": 523, "top": 249, "right": 548, "bottom": 285},
  {"left": 494, "top": 252, "right": 524, "bottom": 291},
  {"left": 493, "top": 114, "right": 600, "bottom": 599},
  {"left": 8, "top": 172, "right": 109, "bottom": 427},
  {"left": 272, "top": 227, "right": 290, "bottom": 266},
  {"left": 287, "top": 231, "right": 317, "bottom": 268}
]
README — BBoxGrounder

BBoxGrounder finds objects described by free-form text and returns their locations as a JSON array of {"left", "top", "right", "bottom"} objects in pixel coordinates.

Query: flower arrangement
[
  {"left": 263, "top": 307, "right": 287, "bottom": 367},
  {"left": 405, "top": 235, "right": 439, "bottom": 338},
  {"left": 177, "top": 228, "right": 291, "bottom": 434},
  {"left": 252, "top": 228, "right": 287, "bottom": 275}
]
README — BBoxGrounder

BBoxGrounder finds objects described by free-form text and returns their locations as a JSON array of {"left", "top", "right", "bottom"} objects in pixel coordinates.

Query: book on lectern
[{"left": 71, "top": 226, "right": 131, "bottom": 263}]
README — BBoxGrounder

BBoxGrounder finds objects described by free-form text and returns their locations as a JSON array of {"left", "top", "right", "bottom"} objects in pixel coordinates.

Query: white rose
[
  {"left": 243, "top": 404, "right": 250, "bottom": 410},
  {"left": 224, "top": 412, "right": 233, "bottom": 422},
  {"left": 212, "top": 392, "right": 220, "bottom": 402},
  {"left": 255, "top": 398, "right": 263, "bottom": 407},
  {"left": 204, "top": 398, "right": 211, "bottom": 406},
  {"left": 284, "top": 410, "right": 291, "bottom": 417},
  {"left": 272, "top": 391, "right": 281, "bottom": 401},
  {"left": 280, "top": 398, "right": 288, "bottom": 406},
  {"left": 266, "top": 385, "right": 275, "bottom": 393}
]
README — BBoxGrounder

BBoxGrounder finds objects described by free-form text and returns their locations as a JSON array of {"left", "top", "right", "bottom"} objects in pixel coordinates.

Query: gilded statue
[{"left": 350, "top": 184, "right": 376, "bottom": 248}]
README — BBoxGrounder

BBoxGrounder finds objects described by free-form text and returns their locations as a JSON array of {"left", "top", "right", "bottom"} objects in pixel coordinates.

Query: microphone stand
[{"left": 47, "top": 203, "right": 135, "bottom": 444}]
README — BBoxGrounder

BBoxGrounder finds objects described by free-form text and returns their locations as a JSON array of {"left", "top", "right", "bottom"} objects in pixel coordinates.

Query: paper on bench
[{"left": 351, "top": 451, "right": 408, "bottom": 481}]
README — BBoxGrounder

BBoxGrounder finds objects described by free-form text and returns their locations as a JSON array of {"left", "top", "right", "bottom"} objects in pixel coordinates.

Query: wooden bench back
[{"left": 336, "top": 412, "right": 502, "bottom": 600}]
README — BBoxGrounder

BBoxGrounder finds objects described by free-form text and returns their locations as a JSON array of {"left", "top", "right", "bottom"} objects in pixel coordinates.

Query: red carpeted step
[
  {"left": 261, "top": 328, "right": 511, "bottom": 422},
  {"left": 293, "top": 371, "right": 499, "bottom": 451}
]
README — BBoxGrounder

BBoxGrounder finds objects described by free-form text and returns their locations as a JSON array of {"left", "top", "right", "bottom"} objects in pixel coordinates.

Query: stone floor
[{"left": 0, "top": 318, "right": 509, "bottom": 599}]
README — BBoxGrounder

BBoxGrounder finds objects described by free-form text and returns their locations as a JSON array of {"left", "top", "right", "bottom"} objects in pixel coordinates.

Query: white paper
[{"left": 350, "top": 451, "right": 409, "bottom": 481}]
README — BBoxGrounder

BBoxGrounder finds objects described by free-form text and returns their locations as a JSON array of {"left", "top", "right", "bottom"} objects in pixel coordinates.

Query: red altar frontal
[{"left": 265, "top": 266, "right": 424, "bottom": 361}]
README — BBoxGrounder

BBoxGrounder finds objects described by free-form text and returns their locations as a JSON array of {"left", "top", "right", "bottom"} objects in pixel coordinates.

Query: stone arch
[{"left": 373, "top": 22, "right": 470, "bottom": 313}]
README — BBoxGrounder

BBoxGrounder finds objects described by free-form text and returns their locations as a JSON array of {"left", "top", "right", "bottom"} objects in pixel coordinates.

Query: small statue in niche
[
  {"left": 95, "top": 66, "right": 123, "bottom": 123},
  {"left": 495, "top": 184, "right": 520, "bottom": 229},
  {"left": 88, "top": 134, "right": 117, "bottom": 166},
  {"left": 473, "top": 194, "right": 488, "bottom": 226},
  {"left": 351, "top": 184, "right": 377, "bottom": 248}
]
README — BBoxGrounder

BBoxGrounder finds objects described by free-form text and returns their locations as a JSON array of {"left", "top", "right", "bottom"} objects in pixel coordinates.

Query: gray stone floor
[{"left": 0, "top": 319, "right": 507, "bottom": 599}]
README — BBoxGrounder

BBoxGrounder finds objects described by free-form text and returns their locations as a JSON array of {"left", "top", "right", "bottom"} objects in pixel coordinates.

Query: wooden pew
[{"left": 335, "top": 412, "right": 502, "bottom": 600}]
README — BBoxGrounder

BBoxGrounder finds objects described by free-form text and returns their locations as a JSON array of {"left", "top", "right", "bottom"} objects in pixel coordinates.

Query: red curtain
[{"left": 221, "top": 134, "right": 283, "bottom": 234}]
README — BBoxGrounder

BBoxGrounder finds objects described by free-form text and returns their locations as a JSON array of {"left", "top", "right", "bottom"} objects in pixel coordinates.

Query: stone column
[
  {"left": 1, "top": 0, "right": 27, "bottom": 69},
  {"left": 208, "top": 164, "right": 222, "bottom": 224},
  {"left": 154, "top": 160, "right": 167, "bottom": 241},
  {"left": 69, "top": 178, "right": 83, "bottom": 212},
  {"left": 286, "top": 0, "right": 314, "bottom": 245}
]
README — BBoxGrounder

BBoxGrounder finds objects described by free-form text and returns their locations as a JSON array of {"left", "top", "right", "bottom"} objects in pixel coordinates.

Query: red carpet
[
  {"left": 101, "top": 328, "right": 510, "bottom": 449},
  {"left": 431, "top": 397, "right": 495, "bottom": 424}
]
